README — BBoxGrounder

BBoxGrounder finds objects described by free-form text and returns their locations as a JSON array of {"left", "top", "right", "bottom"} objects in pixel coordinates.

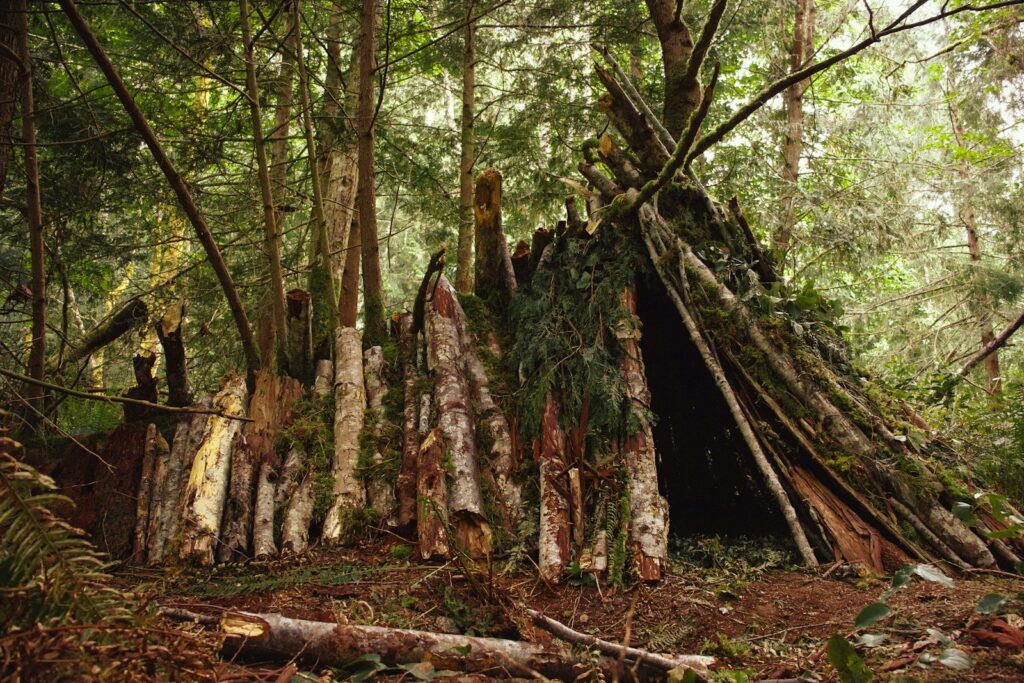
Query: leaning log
[
  {"left": 179, "top": 375, "right": 248, "bottom": 565},
  {"left": 220, "top": 611, "right": 700, "bottom": 681},
  {"left": 60, "top": 297, "right": 148, "bottom": 370},
  {"left": 323, "top": 326, "right": 366, "bottom": 542},
  {"left": 619, "top": 289, "right": 669, "bottom": 580},
  {"left": 473, "top": 168, "right": 516, "bottom": 296},
  {"left": 417, "top": 428, "right": 450, "bottom": 560},
  {"left": 395, "top": 312, "right": 419, "bottom": 528},
  {"left": 156, "top": 301, "right": 191, "bottom": 407},
  {"left": 538, "top": 395, "right": 571, "bottom": 584},
  {"left": 426, "top": 276, "right": 491, "bottom": 557}
]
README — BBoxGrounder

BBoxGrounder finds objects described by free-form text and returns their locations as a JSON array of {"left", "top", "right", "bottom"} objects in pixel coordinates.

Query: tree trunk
[
  {"left": 59, "top": 0, "right": 261, "bottom": 379},
  {"left": 19, "top": 0, "right": 45, "bottom": 423},
  {"left": 179, "top": 375, "right": 248, "bottom": 565},
  {"left": 339, "top": 213, "right": 361, "bottom": 327},
  {"left": 417, "top": 427, "right": 450, "bottom": 559},
  {"left": 538, "top": 395, "right": 570, "bottom": 584},
  {"left": 363, "top": 345, "right": 396, "bottom": 522},
  {"left": 123, "top": 352, "right": 159, "bottom": 422},
  {"left": 355, "top": 0, "right": 387, "bottom": 347},
  {"left": 644, "top": 0, "right": 699, "bottom": 139},
  {"left": 776, "top": 0, "right": 816, "bottom": 257},
  {"left": 395, "top": 312, "right": 419, "bottom": 528},
  {"left": 323, "top": 326, "right": 366, "bottom": 542},
  {"left": 131, "top": 423, "right": 167, "bottom": 565},
  {"left": 473, "top": 168, "right": 516, "bottom": 296},
  {"left": 220, "top": 611, "right": 692, "bottom": 681},
  {"left": 619, "top": 289, "right": 669, "bottom": 580},
  {"left": 239, "top": 0, "right": 287, "bottom": 370},
  {"left": 285, "top": 289, "right": 313, "bottom": 383},
  {"left": 454, "top": 0, "right": 476, "bottom": 293},
  {"left": 268, "top": 0, "right": 296, "bottom": 231},
  {"left": 147, "top": 397, "right": 212, "bottom": 564},
  {"left": 0, "top": 1, "right": 19, "bottom": 197},
  {"left": 156, "top": 301, "right": 191, "bottom": 406},
  {"left": 426, "top": 276, "right": 491, "bottom": 557}
]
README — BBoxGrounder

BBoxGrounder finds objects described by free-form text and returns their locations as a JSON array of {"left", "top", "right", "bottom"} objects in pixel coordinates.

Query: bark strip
[{"left": 323, "top": 327, "right": 366, "bottom": 542}]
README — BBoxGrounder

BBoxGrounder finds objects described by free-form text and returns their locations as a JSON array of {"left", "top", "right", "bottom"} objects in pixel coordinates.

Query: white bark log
[
  {"left": 132, "top": 423, "right": 166, "bottom": 564},
  {"left": 179, "top": 375, "right": 248, "bottom": 565},
  {"left": 323, "top": 326, "right": 366, "bottom": 542},
  {"left": 252, "top": 460, "right": 277, "bottom": 559},
  {"left": 363, "top": 345, "right": 396, "bottom": 523},
  {"left": 539, "top": 396, "right": 570, "bottom": 584}
]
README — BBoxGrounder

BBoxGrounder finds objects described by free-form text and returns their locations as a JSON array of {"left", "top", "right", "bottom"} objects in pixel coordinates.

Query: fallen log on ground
[{"left": 220, "top": 611, "right": 710, "bottom": 680}]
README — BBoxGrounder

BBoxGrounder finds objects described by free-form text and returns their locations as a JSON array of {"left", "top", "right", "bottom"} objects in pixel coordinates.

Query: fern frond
[{"left": 0, "top": 435, "right": 132, "bottom": 629}]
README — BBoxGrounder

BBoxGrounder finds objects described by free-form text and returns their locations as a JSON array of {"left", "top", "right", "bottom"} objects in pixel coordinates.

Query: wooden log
[
  {"left": 252, "top": 461, "right": 277, "bottom": 559},
  {"left": 417, "top": 428, "right": 450, "bottom": 559},
  {"left": 285, "top": 288, "right": 313, "bottom": 383},
  {"left": 619, "top": 289, "right": 669, "bottom": 580},
  {"left": 426, "top": 276, "right": 491, "bottom": 557},
  {"left": 281, "top": 360, "right": 333, "bottom": 554},
  {"left": 123, "top": 352, "right": 158, "bottom": 423},
  {"left": 179, "top": 375, "right": 248, "bottom": 565},
  {"left": 131, "top": 423, "right": 166, "bottom": 564},
  {"left": 156, "top": 301, "right": 191, "bottom": 407},
  {"left": 593, "top": 66, "right": 670, "bottom": 175},
  {"left": 412, "top": 247, "right": 446, "bottom": 337},
  {"left": 218, "top": 434, "right": 257, "bottom": 562},
  {"left": 220, "top": 611, "right": 683, "bottom": 681},
  {"left": 565, "top": 196, "right": 582, "bottom": 233},
  {"left": 510, "top": 239, "right": 530, "bottom": 286},
  {"left": 597, "top": 133, "right": 644, "bottom": 189},
  {"left": 364, "top": 345, "right": 396, "bottom": 523},
  {"left": 395, "top": 312, "right": 420, "bottom": 528},
  {"left": 60, "top": 297, "right": 148, "bottom": 370},
  {"left": 473, "top": 168, "right": 517, "bottom": 296},
  {"left": 538, "top": 395, "right": 571, "bottom": 584},
  {"left": 528, "top": 228, "right": 553, "bottom": 273},
  {"left": 147, "top": 398, "right": 211, "bottom": 564},
  {"left": 323, "top": 326, "right": 366, "bottom": 542}
]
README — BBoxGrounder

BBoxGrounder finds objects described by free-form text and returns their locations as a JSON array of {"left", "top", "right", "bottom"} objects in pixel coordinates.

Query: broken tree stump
[
  {"left": 156, "top": 301, "right": 191, "bottom": 407},
  {"left": 473, "top": 168, "right": 516, "bottom": 296}
]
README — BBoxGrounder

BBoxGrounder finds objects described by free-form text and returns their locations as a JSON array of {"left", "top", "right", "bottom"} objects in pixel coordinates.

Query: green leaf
[
  {"left": 952, "top": 502, "right": 977, "bottom": 527},
  {"left": 913, "top": 564, "right": 954, "bottom": 588},
  {"left": 855, "top": 603, "right": 892, "bottom": 629},
  {"left": 891, "top": 565, "right": 914, "bottom": 591},
  {"left": 827, "top": 635, "right": 874, "bottom": 683},
  {"left": 974, "top": 593, "right": 1007, "bottom": 614}
]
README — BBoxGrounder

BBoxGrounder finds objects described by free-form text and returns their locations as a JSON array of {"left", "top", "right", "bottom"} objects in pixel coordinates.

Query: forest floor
[{"left": 125, "top": 536, "right": 1024, "bottom": 682}]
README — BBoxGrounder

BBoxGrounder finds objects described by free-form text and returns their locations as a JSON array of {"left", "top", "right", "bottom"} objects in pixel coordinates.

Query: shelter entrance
[{"left": 635, "top": 280, "right": 789, "bottom": 538}]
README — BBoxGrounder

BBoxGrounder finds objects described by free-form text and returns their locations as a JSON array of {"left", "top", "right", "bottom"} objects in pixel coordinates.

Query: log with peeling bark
[
  {"left": 395, "top": 312, "right": 419, "bottom": 528},
  {"left": 426, "top": 276, "right": 491, "bottom": 557},
  {"left": 220, "top": 611, "right": 697, "bottom": 681},
  {"left": 417, "top": 427, "right": 450, "bottom": 559},
  {"left": 323, "top": 326, "right": 366, "bottom": 542},
  {"left": 285, "top": 288, "right": 313, "bottom": 382},
  {"left": 538, "top": 395, "right": 571, "bottom": 584},
  {"left": 281, "top": 360, "right": 333, "bottom": 554},
  {"left": 131, "top": 423, "right": 167, "bottom": 564},
  {"left": 363, "top": 345, "right": 396, "bottom": 523},
  {"left": 179, "top": 375, "right": 248, "bottom": 565},
  {"left": 473, "top": 168, "right": 517, "bottom": 296},
  {"left": 147, "top": 397, "right": 211, "bottom": 564},
  {"left": 59, "top": 297, "right": 148, "bottom": 371},
  {"left": 619, "top": 288, "right": 669, "bottom": 580},
  {"left": 252, "top": 460, "right": 277, "bottom": 559},
  {"left": 156, "top": 301, "right": 191, "bottom": 407}
]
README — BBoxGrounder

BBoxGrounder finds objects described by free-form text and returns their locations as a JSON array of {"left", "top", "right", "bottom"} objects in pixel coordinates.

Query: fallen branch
[
  {"left": 526, "top": 608, "right": 712, "bottom": 678},
  {"left": 220, "top": 611, "right": 692, "bottom": 680},
  {"left": 938, "top": 304, "right": 1024, "bottom": 397},
  {"left": 0, "top": 367, "right": 252, "bottom": 422}
]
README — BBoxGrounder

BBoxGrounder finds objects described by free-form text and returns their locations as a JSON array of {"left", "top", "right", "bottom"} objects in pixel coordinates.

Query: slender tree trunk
[
  {"left": 454, "top": 0, "right": 476, "bottom": 293},
  {"left": 59, "top": 0, "right": 261, "bottom": 378},
  {"left": 644, "top": 0, "right": 698, "bottom": 139},
  {"left": 339, "top": 212, "right": 361, "bottom": 327},
  {"left": 356, "top": 0, "right": 387, "bottom": 347},
  {"left": 473, "top": 168, "right": 516, "bottom": 295},
  {"left": 268, "top": 2, "right": 296, "bottom": 232},
  {"left": 776, "top": 0, "right": 815, "bottom": 257},
  {"left": 240, "top": 0, "right": 287, "bottom": 370},
  {"left": 18, "top": 0, "right": 45, "bottom": 421},
  {"left": 323, "top": 326, "right": 366, "bottom": 542},
  {"left": 0, "top": 2, "right": 19, "bottom": 197}
]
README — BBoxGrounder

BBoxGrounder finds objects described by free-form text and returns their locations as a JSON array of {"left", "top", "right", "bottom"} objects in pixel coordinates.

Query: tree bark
[
  {"left": 240, "top": 0, "right": 287, "bottom": 370},
  {"left": 156, "top": 301, "right": 191, "bottom": 407},
  {"left": 619, "top": 289, "right": 669, "bottom": 580},
  {"left": 0, "top": 1, "right": 19, "bottom": 197},
  {"left": 538, "top": 395, "right": 570, "bottom": 584},
  {"left": 644, "top": 0, "right": 699, "bottom": 139},
  {"left": 60, "top": 297, "right": 148, "bottom": 370},
  {"left": 426, "top": 276, "right": 491, "bottom": 557},
  {"left": 473, "top": 168, "right": 517, "bottom": 296},
  {"left": 363, "top": 345, "right": 396, "bottom": 522},
  {"left": 58, "top": 0, "right": 260, "bottom": 379},
  {"left": 123, "top": 352, "right": 159, "bottom": 422},
  {"left": 19, "top": 0, "right": 45, "bottom": 422},
  {"left": 268, "top": 0, "right": 296, "bottom": 231},
  {"left": 323, "top": 326, "right": 366, "bottom": 542},
  {"left": 220, "top": 611, "right": 675, "bottom": 681},
  {"left": 417, "top": 427, "right": 450, "bottom": 559},
  {"left": 355, "top": 0, "right": 387, "bottom": 347},
  {"left": 454, "top": 0, "right": 476, "bottom": 294},
  {"left": 131, "top": 423, "right": 167, "bottom": 565},
  {"left": 179, "top": 375, "right": 248, "bottom": 565},
  {"left": 776, "top": 0, "right": 816, "bottom": 256},
  {"left": 396, "top": 312, "right": 419, "bottom": 528},
  {"left": 285, "top": 289, "right": 313, "bottom": 383},
  {"left": 339, "top": 213, "right": 361, "bottom": 327}
]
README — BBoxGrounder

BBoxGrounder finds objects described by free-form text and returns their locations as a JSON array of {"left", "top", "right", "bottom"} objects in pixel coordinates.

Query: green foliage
[
  {"left": 827, "top": 635, "right": 873, "bottom": 683},
  {"left": 172, "top": 561, "right": 378, "bottom": 600},
  {"left": 0, "top": 448, "right": 130, "bottom": 628}
]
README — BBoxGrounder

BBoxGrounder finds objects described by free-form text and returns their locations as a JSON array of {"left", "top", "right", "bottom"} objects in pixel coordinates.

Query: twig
[{"left": 0, "top": 368, "right": 252, "bottom": 422}]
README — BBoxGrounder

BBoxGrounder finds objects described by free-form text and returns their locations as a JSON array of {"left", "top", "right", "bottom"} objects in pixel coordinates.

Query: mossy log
[
  {"left": 323, "top": 326, "right": 366, "bottom": 542},
  {"left": 473, "top": 168, "right": 516, "bottom": 296},
  {"left": 417, "top": 428, "right": 450, "bottom": 559},
  {"left": 59, "top": 297, "right": 148, "bottom": 370}
]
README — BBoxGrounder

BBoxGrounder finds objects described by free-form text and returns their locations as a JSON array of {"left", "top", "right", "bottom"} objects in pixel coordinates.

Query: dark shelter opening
[{"left": 635, "top": 280, "right": 789, "bottom": 537}]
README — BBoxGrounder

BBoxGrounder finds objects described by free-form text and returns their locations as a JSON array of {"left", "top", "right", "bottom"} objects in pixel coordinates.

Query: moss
[{"left": 312, "top": 471, "right": 335, "bottom": 524}]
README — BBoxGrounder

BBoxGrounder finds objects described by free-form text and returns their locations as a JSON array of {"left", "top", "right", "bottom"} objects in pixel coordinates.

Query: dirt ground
[{"left": 110, "top": 535, "right": 1024, "bottom": 682}]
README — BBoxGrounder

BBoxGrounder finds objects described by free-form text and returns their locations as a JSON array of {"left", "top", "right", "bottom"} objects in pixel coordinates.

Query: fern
[{"left": 0, "top": 434, "right": 130, "bottom": 629}]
